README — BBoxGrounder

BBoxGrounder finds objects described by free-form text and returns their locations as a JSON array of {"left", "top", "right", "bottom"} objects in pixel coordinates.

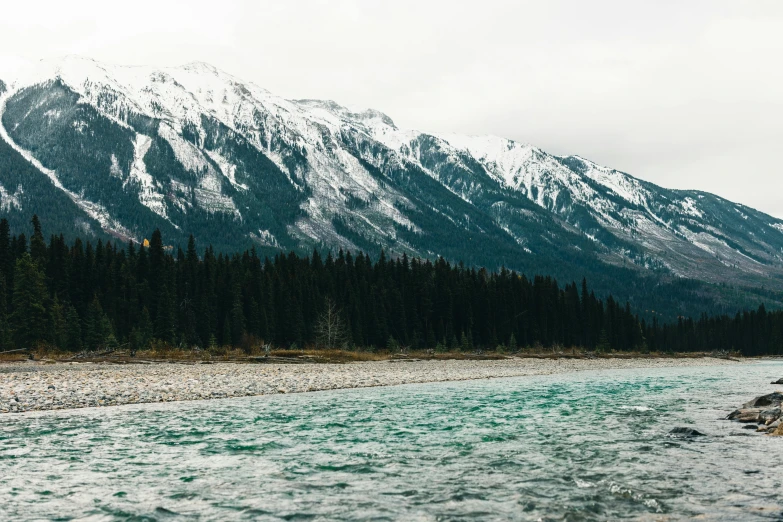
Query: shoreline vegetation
[
  {"left": 0, "top": 216, "right": 781, "bottom": 363},
  {"left": 0, "top": 343, "right": 745, "bottom": 365},
  {"left": 1, "top": 355, "right": 742, "bottom": 414}
]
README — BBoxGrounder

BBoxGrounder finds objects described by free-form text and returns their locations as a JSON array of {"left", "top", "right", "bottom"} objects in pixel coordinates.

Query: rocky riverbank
[
  {"left": 1, "top": 357, "right": 738, "bottom": 414},
  {"left": 727, "top": 390, "right": 783, "bottom": 435}
]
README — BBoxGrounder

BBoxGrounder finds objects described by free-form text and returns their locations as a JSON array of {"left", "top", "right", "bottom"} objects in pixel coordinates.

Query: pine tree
[
  {"left": 65, "top": 304, "right": 82, "bottom": 352},
  {"left": 138, "top": 307, "right": 153, "bottom": 347},
  {"left": 105, "top": 332, "right": 119, "bottom": 352},
  {"left": 0, "top": 219, "right": 11, "bottom": 286},
  {"left": 229, "top": 285, "right": 246, "bottom": 347},
  {"left": 84, "top": 295, "right": 111, "bottom": 350},
  {"left": 153, "top": 286, "right": 174, "bottom": 343},
  {"left": 596, "top": 328, "right": 610, "bottom": 353},
  {"left": 29, "top": 215, "right": 47, "bottom": 267},
  {"left": 460, "top": 331, "right": 470, "bottom": 352},
  {"left": 426, "top": 326, "right": 437, "bottom": 349},
  {"left": 49, "top": 295, "right": 67, "bottom": 349},
  {"left": 10, "top": 254, "right": 49, "bottom": 349},
  {"left": 130, "top": 307, "right": 154, "bottom": 355},
  {"left": 222, "top": 313, "right": 232, "bottom": 347},
  {"left": 0, "top": 276, "right": 10, "bottom": 350}
]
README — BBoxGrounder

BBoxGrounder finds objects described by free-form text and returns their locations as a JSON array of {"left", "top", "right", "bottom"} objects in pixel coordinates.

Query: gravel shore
[{"left": 0, "top": 357, "right": 738, "bottom": 414}]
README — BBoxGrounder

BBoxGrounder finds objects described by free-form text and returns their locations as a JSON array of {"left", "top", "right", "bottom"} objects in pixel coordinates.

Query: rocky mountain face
[{"left": 1, "top": 56, "right": 782, "bottom": 309}]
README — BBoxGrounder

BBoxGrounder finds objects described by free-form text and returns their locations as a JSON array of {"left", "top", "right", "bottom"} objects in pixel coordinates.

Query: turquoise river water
[{"left": 2, "top": 361, "right": 783, "bottom": 521}]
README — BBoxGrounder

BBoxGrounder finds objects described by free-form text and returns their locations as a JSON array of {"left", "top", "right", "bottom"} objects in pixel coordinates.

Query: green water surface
[{"left": 2, "top": 361, "right": 783, "bottom": 521}]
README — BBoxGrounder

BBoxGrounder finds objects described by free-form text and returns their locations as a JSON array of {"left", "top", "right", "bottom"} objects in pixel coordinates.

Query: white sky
[{"left": 1, "top": 0, "right": 781, "bottom": 217}]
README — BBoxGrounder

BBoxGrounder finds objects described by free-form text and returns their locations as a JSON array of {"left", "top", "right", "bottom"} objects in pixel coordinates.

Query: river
[{"left": 2, "top": 361, "right": 782, "bottom": 520}]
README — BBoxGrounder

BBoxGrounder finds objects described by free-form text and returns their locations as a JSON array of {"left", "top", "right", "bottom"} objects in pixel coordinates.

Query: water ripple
[{"left": 2, "top": 362, "right": 783, "bottom": 520}]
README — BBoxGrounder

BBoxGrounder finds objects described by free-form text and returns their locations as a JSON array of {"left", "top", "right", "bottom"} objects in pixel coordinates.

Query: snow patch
[
  {"left": 43, "top": 109, "right": 61, "bottom": 122},
  {"left": 574, "top": 156, "right": 647, "bottom": 206},
  {"left": 0, "top": 183, "right": 23, "bottom": 211},
  {"left": 124, "top": 134, "right": 169, "bottom": 220},
  {"left": 437, "top": 134, "right": 537, "bottom": 188},
  {"left": 679, "top": 197, "right": 704, "bottom": 219},
  {"left": 205, "top": 149, "right": 248, "bottom": 190},
  {"left": 158, "top": 122, "right": 212, "bottom": 173},
  {"left": 250, "top": 229, "right": 280, "bottom": 248},
  {"left": 109, "top": 154, "right": 123, "bottom": 178}
]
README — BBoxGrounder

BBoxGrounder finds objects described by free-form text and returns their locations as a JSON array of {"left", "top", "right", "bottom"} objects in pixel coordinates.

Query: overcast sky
[{"left": 1, "top": 0, "right": 781, "bottom": 217}]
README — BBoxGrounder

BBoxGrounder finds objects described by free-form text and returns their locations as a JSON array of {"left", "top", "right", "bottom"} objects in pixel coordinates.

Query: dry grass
[
  {"left": 0, "top": 342, "right": 743, "bottom": 366},
  {"left": 0, "top": 353, "right": 27, "bottom": 362},
  {"left": 269, "top": 349, "right": 388, "bottom": 362}
]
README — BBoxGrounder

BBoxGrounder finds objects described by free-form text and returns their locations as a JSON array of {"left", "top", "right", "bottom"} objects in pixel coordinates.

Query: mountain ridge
[{"left": 1, "top": 56, "right": 782, "bottom": 313}]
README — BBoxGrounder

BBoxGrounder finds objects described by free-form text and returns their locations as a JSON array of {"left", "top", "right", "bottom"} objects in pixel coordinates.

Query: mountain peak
[
  {"left": 295, "top": 99, "right": 396, "bottom": 128},
  {"left": 1, "top": 55, "right": 782, "bottom": 293},
  {"left": 180, "top": 61, "right": 221, "bottom": 74}
]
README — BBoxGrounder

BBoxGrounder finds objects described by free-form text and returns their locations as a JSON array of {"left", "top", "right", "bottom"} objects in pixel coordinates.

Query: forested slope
[{"left": 0, "top": 216, "right": 780, "bottom": 357}]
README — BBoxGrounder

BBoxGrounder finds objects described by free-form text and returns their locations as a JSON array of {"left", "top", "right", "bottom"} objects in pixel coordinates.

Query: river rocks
[
  {"left": 727, "top": 393, "right": 783, "bottom": 423},
  {"left": 727, "top": 408, "right": 762, "bottom": 422},
  {"left": 741, "top": 392, "right": 783, "bottom": 409},
  {"left": 0, "top": 357, "right": 738, "bottom": 414},
  {"left": 669, "top": 427, "right": 706, "bottom": 437},
  {"left": 728, "top": 391, "right": 783, "bottom": 435},
  {"left": 760, "top": 408, "right": 782, "bottom": 424}
]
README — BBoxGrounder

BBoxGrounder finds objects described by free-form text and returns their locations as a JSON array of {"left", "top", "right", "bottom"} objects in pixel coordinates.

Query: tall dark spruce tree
[{"left": 10, "top": 253, "right": 49, "bottom": 348}]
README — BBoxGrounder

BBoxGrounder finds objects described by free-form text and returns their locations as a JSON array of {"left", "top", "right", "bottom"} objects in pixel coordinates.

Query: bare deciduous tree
[{"left": 314, "top": 298, "right": 346, "bottom": 349}]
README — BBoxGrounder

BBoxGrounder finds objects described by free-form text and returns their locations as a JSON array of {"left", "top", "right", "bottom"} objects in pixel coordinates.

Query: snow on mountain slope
[
  {"left": 0, "top": 87, "right": 133, "bottom": 238},
  {"left": 0, "top": 57, "right": 436, "bottom": 253},
  {"left": 1, "top": 56, "right": 783, "bottom": 290},
  {"left": 0, "top": 182, "right": 22, "bottom": 211},
  {"left": 572, "top": 155, "right": 649, "bottom": 206},
  {"left": 294, "top": 95, "right": 783, "bottom": 287},
  {"left": 124, "top": 133, "right": 168, "bottom": 219}
]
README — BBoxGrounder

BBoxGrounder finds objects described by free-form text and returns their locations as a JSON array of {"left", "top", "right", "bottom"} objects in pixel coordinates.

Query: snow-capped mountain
[{"left": 1, "top": 56, "right": 783, "bottom": 295}]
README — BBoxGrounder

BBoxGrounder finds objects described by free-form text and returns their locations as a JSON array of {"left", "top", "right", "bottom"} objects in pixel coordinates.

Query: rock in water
[
  {"left": 771, "top": 378, "right": 783, "bottom": 385},
  {"left": 741, "top": 392, "right": 783, "bottom": 409},
  {"left": 728, "top": 392, "right": 783, "bottom": 436},
  {"left": 759, "top": 408, "right": 781, "bottom": 424},
  {"left": 726, "top": 408, "right": 762, "bottom": 422},
  {"left": 669, "top": 427, "right": 706, "bottom": 437}
]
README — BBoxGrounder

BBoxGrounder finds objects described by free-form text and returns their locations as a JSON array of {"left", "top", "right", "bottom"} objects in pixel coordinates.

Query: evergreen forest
[{"left": 0, "top": 215, "right": 781, "bottom": 357}]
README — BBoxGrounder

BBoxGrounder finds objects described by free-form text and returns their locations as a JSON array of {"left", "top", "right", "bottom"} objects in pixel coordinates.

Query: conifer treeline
[{"left": 0, "top": 216, "right": 781, "bottom": 356}]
